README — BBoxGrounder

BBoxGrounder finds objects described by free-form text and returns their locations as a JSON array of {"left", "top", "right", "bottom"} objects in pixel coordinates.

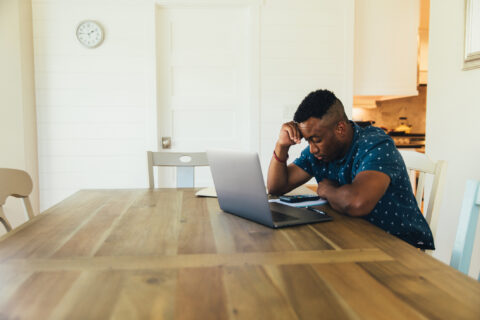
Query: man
[{"left": 267, "top": 89, "right": 434, "bottom": 250}]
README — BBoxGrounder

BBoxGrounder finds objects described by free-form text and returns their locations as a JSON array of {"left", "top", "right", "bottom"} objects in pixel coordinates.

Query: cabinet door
[{"left": 354, "top": 0, "right": 419, "bottom": 96}]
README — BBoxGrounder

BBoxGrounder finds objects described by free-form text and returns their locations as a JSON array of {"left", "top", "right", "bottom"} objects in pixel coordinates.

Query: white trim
[
  {"left": 155, "top": 0, "right": 261, "bottom": 7},
  {"left": 353, "top": 88, "right": 419, "bottom": 97},
  {"left": 146, "top": 2, "right": 159, "bottom": 154},
  {"left": 463, "top": 0, "right": 480, "bottom": 70}
]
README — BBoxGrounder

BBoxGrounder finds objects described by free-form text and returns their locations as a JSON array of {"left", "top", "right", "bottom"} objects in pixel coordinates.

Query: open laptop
[{"left": 207, "top": 149, "right": 332, "bottom": 228}]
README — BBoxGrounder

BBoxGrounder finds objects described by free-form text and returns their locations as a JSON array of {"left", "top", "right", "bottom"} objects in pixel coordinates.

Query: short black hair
[{"left": 293, "top": 89, "right": 341, "bottom": 123}]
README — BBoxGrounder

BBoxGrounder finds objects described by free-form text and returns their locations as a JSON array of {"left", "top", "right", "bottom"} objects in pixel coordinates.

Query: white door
[{"left": 155, "top": 6, "right": 253, "bottom": 187}]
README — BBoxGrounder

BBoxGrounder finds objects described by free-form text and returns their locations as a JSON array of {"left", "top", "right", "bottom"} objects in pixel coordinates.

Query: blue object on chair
[
  {"left": 147, "top": 151, "right": 209, "bottom": 188},
  {"left": 450, "top": 180, "right": 480, "bottom": 277},
  {"left": 176, "top": 167, "right": 195, "bottom": 188}
]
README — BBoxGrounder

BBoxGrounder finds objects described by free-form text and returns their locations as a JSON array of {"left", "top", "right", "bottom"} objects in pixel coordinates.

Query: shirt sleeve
[
  {"left": 293, "top": 146, "right": 315, "bottom": 176},
  {"left": 354, "top": 138, "right": 404, "bottom": 184}
]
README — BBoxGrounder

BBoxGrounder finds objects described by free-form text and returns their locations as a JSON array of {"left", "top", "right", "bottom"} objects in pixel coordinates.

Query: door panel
[{"left": 156, "top": 6, "right": 251, "bottom": 187}]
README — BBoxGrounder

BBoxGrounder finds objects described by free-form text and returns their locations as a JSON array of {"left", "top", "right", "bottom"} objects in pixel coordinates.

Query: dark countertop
[{"left": 388, "top": 132, "right": 425, "bottom": 137}]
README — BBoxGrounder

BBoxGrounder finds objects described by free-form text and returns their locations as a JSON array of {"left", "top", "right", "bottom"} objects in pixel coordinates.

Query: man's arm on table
[{"left": 316, "top": 170, "right": 390, "bottom": 217}]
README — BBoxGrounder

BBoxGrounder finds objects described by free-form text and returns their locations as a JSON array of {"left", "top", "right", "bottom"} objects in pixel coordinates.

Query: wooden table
[{"left": 0, "top": 189, "right": 479, "bottom": 319}]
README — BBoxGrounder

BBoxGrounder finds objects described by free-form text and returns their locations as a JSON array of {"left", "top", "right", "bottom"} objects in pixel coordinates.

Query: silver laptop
[{"left": 207, "top": 149, "right": 332, "bottom": 228}]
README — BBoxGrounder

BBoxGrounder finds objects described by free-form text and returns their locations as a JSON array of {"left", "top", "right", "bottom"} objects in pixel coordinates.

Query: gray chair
[
  {"left": 147, "top": 151, "right": 209, "bottom": 188},
  {"left": 0, "top": 168, "right": 35, "bottom": 232},
  {"left": 450, "top": 179, "right": 480, "bottom": 280}
]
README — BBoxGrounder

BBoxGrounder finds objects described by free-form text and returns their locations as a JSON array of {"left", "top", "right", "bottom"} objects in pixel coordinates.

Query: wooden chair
[
  {"left": 0, "top": 168, "right": 35, "bottom": 232},
  {"left": 450, "top": 180, "right": 480, "bottom": 279},
  {"left": 147, "top": 151, "right": 209, "bottom": 188},
  {"left": 399, "top": 150, "right": 447, "bottom": 240}
]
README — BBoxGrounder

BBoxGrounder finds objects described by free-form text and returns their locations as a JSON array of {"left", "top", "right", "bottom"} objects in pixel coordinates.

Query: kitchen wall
[
  {"left": 427, "top": 1, "right": 480, "bottom": 278},
  {"left": 32, "top": 0, "right": 354, "bottom": 210},
  {"left": 0, "top": 0, "right": 40, "bottom": 231},
  {"left": 352, "top": 85, "right": 427, "bottom": 133}
]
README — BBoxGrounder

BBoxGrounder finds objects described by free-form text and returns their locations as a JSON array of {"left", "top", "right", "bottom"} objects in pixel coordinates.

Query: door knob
[{"left": 162, "top": 137, "right": 171, "bottom": 149}]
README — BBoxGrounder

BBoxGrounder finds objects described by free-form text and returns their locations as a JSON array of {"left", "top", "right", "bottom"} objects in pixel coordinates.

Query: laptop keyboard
[{"left": 271, "top": 210, "right": 298, "bottom": 222}]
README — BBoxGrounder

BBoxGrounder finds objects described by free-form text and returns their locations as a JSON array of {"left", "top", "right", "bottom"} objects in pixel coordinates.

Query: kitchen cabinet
[{"left": 354, "top": 0, "right": 419, "bottom": 96}]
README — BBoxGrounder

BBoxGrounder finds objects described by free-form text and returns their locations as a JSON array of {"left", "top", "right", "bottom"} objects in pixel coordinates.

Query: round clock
[{"left": 76, "top": 20, "right": 104, "bottom": 48}]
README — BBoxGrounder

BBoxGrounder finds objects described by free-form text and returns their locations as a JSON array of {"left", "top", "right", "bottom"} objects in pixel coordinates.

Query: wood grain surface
[{"left": 0, "top": 189, "right": 479, "bottom": 319}]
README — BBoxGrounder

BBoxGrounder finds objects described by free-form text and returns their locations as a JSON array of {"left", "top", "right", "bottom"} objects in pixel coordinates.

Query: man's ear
[{"left": 335, "top": 120, "right": 347, "bottom": 136}]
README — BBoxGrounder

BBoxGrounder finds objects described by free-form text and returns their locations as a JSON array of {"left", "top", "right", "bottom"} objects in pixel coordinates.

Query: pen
[{"left": 306, "top": 206, "right": 326, "bottom": 215}]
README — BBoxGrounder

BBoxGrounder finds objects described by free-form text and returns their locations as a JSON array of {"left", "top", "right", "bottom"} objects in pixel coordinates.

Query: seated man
[{"left": 267, "top": 89, "right": 434, "bottom": 250}]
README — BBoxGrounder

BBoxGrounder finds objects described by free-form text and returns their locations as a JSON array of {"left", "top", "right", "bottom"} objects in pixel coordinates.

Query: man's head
[{"left": 293, "top": 89, "right": 351, "bottom": 162}]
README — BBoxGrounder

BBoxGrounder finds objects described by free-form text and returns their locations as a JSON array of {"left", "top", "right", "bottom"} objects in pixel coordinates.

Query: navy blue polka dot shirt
[{"left": 293, "top": 122, "right": 435, "bottom": 250}]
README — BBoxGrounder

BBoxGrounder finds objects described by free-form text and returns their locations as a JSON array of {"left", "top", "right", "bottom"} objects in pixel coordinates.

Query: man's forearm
[
  {"left": 318, "top": 183, "right": 367, "bottom": 217},
  {"left": 267, "top": 144, "right": 290, "bottom": 195},
  {"left": 318, "top": 172, "right": 390, "bottom": 217}
]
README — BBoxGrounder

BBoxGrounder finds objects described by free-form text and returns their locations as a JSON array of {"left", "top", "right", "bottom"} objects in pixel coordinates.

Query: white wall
[
  {"left": 32, "top": 0, "right": 353, "bottom": 209},
  {"left": 427, "top": 0, "right": 480, "bottom": 278},
  {"left": 32, "top": 0, "right": 157, "bottom": 210},
  {"left": 0, "top": 0, "right": 40, "bottom": 231},
  {"left": 259, "top": 0, "right": 354, "bottom": 172}
]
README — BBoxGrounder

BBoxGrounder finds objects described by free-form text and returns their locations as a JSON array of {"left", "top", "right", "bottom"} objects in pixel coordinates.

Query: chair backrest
[
  {"left": 0, "top": 168, "right": 35, "bottom": 232},
  {"left": 399, "top": 150, "right": 447, "bottom": 239},
  {"left": 450, "top": 180, "right": 480, "bottom": 279},
  {"left": 147, "top": 151, "right": 209, "bottom": 189}
]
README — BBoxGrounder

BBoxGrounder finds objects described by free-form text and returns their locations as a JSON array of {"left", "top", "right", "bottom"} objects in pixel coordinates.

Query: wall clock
[{"left": 76, "top": 20, "right": 104, "bottom": 48}]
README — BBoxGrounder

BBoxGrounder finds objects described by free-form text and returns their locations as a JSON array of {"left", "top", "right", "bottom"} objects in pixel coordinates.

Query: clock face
[{"left": 76, "top": 21, "right": 104, "bottom": 48}]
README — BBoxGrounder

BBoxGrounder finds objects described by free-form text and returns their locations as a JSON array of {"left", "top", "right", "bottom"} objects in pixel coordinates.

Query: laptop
[{"left": 206, "top": 149, "right": 332, "bottom": 228}]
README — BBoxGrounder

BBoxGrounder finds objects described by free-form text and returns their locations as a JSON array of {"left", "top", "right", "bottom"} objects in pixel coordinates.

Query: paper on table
[
  {"left": 195, "top": 184, "right": 319, "bottom": 199},
  {"left": 268, "top": 197, "right": 327, "bottom": 208},
  {"left": 284, "top": 185, "right": 317, "bottom": 196},
  {"left": 195, "top": 187, "right": 217, "bottom": 197}
]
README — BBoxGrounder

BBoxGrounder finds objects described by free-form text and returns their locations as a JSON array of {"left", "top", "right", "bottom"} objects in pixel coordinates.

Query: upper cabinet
[{"left": 354, "top": 0, "right": 420, "bottom": 96}]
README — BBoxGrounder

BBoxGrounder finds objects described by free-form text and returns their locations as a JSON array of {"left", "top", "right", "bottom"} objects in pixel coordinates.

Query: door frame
[{"left": 153, "top": 0, "right": 261, "bottom": 153}]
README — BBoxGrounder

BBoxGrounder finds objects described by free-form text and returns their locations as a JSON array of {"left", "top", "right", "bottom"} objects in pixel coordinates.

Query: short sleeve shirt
[{"left": 293, "top": 122, "right": 435, "bottom": 250}]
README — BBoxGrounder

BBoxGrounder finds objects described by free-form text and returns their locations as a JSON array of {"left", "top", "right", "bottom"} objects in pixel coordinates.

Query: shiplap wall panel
[
  {"left": 33, "top": 0, "right": 156, "bottom": 211},
  {"left": 37, "top": 107, "right": 146, "bottom": 124},
  {"left": 35, "top": 89, "right": 147, "bottom": 107}
]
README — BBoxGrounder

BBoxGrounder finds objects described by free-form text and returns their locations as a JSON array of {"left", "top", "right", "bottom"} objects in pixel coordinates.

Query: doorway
[{"left": 155, "top": 4, "right": 257, "bottom": 187}]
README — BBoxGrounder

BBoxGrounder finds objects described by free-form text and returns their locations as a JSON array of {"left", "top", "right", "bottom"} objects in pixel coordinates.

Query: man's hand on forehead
[
  {"left": 291, "top": 122, "right": 303, "bottom": 139},
  {"left": 277, "top": 121, "right": 303, "bottom": 146},
  {"left": 297, "top": 122, "right": 318, "bottom": 140}
]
